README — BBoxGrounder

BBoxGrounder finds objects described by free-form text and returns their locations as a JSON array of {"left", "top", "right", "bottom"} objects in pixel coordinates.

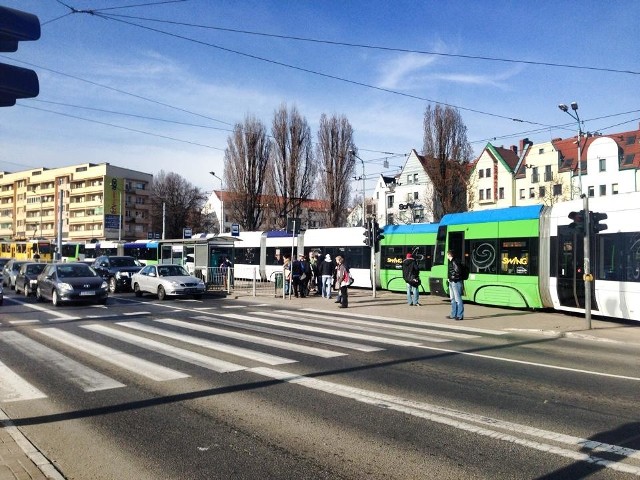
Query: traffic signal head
[
  {"left": 568, "top": 210, "right": 586, "bottom": 236},
  {"left": 362, "top": 220, "right": 372, "bottom": 247},
  {"left": 0, "top": 6, "right": 40, "bottom": 107},
  {"left": 111, "top": 178, "right": 118, "bottom": 190},
  {"left": 590, "top": 211, "right": 608, "bottom": 234},
  {"left": 373, "top": 221, "right": 385, "bottom": 252}
]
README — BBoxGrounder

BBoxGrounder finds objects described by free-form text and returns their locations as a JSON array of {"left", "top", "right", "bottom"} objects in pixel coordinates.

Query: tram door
[{"left": 556, "top": 226, "right": 597, "bottom": 309}]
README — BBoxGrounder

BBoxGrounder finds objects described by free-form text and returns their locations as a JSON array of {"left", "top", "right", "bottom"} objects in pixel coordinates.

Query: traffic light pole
[{"left": 582, "top": 194, "right": 592, "bottom": 330}]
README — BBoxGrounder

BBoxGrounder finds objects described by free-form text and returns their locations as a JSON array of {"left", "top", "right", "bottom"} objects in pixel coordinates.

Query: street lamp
[
  {"left": 209, "top": 172, "right": 224, "bottom": 234},
  {"left": 349, "top": 150, "right": 366, "bottom": 227},
  {"left": 558, "top": 101, "right": 592, "bottom": 329},
  {"left": 558, "top": 102, "right": 583, "bottom": 198}
]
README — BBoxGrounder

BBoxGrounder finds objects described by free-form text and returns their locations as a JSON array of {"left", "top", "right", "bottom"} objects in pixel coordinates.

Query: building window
[
  {"left": 539, "top": 186, "right": 545, "bottom": 198},
  {"left": 479, "top": 189, "right": 484, "bottom": 201},
  {"left": 413, "top": 191, "right": 419, "bottom": 200},
  {"left": 498, "top": 187, "right": 504, "bottom": 200},
  {"left": 531, "top": 167, "right": 539, "bottom": 183},
  {"left": 529, "top": 188, "right": 535, "bottom": 198},
  {"left": 519, "top": 189, "right": 525, "bottom": 199},
  {"left": 479, "top": 169, "right": 484, "bottom": 178},
  {"left": 612, "top": 183, "right": 619, "bottom": 195},
  {"left": 387, "top": 195, "right": 394, "bottom": 208},
  {"left": 544, "top": 165, "right": 552, "bottom": 182},
  {"left": 386, "top": 213, "right": 394, "bottom": 225},
  {"left": 538, "top": 148, "right": 544, "bottom": 154},
  {"left": 413, "top": 173, "right": 418, "bottom": 183},
  {"left": 553, "top": 184, "right": 562, "bottom": 196},
  {"left": 485, "top": 188, "right": 491, "bottom": 199},
  {"left": 485, "top": 168, "right": 491, "bottom": 177},
  {"left": 407, "top": 175, "right": 413, "bottom": 185},
  {"left": 588, "top": 186, "right": 595, "bottom": 197},
  {"left": 599, "top": 185, "right": 606, "bottom": 196},
  {"left": 599, "top": 158, "right": 606, "bottom": 172}
]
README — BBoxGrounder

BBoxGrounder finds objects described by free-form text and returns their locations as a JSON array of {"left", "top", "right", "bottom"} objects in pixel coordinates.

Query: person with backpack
[
  {"left": 446, "top": 249, "right": 464, "bottom": 320},
  {"left": 402, "top": 252, "right": 420, "bottom": 306}
]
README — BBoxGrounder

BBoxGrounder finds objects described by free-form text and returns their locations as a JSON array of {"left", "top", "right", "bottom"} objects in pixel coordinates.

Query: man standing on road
[
  {"left": 402, "top": 253, "right": 420, "bottom": 306},
  {"left": 447, "top": 249, "right": 464, "bottom": 320}
]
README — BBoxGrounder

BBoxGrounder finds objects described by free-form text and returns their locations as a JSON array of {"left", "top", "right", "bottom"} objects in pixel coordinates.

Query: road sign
[
  {"left": 183, "top": 228, "right": 192, "bottom": 239},
  {"left": 231, "top": 223, "right": 240, "bottom": 237}
]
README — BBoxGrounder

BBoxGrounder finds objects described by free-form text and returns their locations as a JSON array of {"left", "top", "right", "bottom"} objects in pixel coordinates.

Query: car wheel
[
  {"left": 36, "top": 286, "right": 43, "bottom": 302},
  {"left": 134, "top": 283, "right": 143, "bottom": 297},
  {"left": 23, "top": 283, "right": 30, "bottom": 297},
  {"left": 108, "top": 277, "right": 117, "bottom": 294},
  {"left": 157, "top": 285, "right": 166, "bottom": 301},
  {"left": 52, "top": 289, "right": 61, "bottom": 307}
]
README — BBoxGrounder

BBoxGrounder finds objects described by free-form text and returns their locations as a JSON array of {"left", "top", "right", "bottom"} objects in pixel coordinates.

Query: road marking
[
  {"left": 281, "top": 309, "right": 476, "bottom": 340},
  {"left": 223, "top": 312, "right": 423, "bottom": 347},
  {"left": 250, "top": 367, "right": 640, "bottom": 476},
  {"left": 35, "top": 328, "right": 188, "bottom": 381},
  {"left": 82, "top": 324, "right": 246, "bottom": 373},
  {"left": 116, "top": 321, "right": 296, "bottom": 366},
  {"left": 303, "top": 308, "right": 508, "bottom": 335},
  {"left": 8, "top": 319, "right": 39, "bottom": 325},
  {"left": 18, "top": 301, "right": 77, "bottom": 320},
  {"left": 192, "top": 315, "right": 382, "bottom": 352},
  {"left": 0, "top": 331, "right": 125, "bottom": 392},
  {"left": 154, "top": 318, "right": 346, "bottom": 358},
  {"left": 0, "top": 360, "right": 47, "bottom": 403}
]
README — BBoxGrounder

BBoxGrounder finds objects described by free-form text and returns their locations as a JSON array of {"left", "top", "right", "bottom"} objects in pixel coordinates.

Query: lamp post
[
  {"left": 349, "top": 150, "right": 366, "bottom": 226},
  {"left": 558, "top": 101, "right": 592, "bottom": 329},
  {"left": 209, "top": 171, "right": 224, "bottom": 234}
]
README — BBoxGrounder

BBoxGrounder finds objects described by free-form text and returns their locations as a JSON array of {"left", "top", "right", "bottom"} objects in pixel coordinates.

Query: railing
[{"left": 192, "top": 266, "right": 301, "bottom": 297}]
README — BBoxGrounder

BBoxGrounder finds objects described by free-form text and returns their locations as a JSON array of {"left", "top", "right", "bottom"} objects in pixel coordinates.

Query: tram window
[
  {"left": 468, "top": 239, "right": 497, "bottom": 274},
  {"left": 236, "top": 247, "right": 259, "bottom": 265},
  {"left": 597, "top": 234, "right": 624, "bottom": 281},
  {"left": 380, "top": 246, "right": 405, "bottom": 270},
  {"left": 434, "top": 226, "right": 447, "bottom": 266},
  {"left": 499, "top": 238, "right": 535, "bottom": 275},
  {"left": 625, "top": 233, "right": 640, "bottom": 282}
]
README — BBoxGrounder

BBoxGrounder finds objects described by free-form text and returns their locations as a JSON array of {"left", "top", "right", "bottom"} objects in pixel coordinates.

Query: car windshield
[
  {"left": 57, "top": 264, "right": 96, "bottom": 278},
  {"left": 26, "top": 264, "right": 46, "bottom": 275},
  {"left": 110, "top": 257, "right": 137, "bottom": 267},
  {"left": 157, "top": 265, "right": 189, "bottom": 277}
]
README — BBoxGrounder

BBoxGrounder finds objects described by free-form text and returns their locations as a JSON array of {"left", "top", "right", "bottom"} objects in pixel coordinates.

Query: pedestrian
[
  {"left": 219, "top": 256, "right": 232, "bottom": 290},
  {"left": 334, "top": 255, "right": 350, "bottom": 308},
  {"left": 291, "top": 254, "right": 305, "bottom": 298},
  {"left": 283, "top": 254, "right": 291, "bottom": 296},
  {"left": 447, "top": 249, "right": 464, "bottom": 320},
  {"left": 320, "top": 253, "right": 334, "bottom": 299},
  {"left": 402, "top": 252, "right": 420, "bottom": 306},
  {"left": 299, "top": 253, "right": 312, "bottom": 297},
  {"left": 310, "top": 251, "right": 322, "bottom": 295}
]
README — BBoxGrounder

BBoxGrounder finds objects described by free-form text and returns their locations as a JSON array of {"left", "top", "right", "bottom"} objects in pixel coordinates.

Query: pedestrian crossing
[{"left": 0, "top": 308, "right": 507, "bottom": 404}]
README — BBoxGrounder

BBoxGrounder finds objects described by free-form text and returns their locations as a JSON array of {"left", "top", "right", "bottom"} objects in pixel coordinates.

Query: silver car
[{"left": 132, "top": 264, "right": 205, "bottom": 300}]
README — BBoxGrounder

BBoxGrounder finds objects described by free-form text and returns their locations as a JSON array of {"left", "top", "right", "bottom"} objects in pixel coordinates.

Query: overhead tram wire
[
  {"left": 97, "top": 12, "right": 640, "bottom": 77},
  {"left": 83, "top": 11, "right": 552, "bottom": 128}
]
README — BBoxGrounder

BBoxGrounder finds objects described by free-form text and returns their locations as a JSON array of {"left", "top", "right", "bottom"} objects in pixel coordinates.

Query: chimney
[
  {"left": 510, "top": 145, "right": 518, "bottom": 155},
  {"left": 519, "top": 138, "right": 530, "bottom": 152}
]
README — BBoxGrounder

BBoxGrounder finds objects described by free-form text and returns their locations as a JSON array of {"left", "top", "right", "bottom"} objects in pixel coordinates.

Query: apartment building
[{"left": 0, "top": 163, "right": 153, "bottom": 242}]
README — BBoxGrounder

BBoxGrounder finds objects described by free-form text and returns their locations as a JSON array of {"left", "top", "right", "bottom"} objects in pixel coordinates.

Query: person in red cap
[{"left": 402, "top": 252, "right": 420, "bottom": 305}]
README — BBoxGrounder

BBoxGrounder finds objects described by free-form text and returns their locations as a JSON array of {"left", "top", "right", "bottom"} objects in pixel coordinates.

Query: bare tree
[
  {"left": 422, "top": 104, "right": 473, "bottom": 221},
  {"left": 223, "top": 115, "right": 271, "bottom": 231},
  {"left": 150, "top": 171, "right": 206, "bottom": 239},
  {"left": 316, "top": 113, "right": 356, "bottom": 227},
  {"left": 540, "top": 174, "right": 571, "bottom": 206},
  {"left": 271, "top": 103, "right": 317, "bottom": 227}
]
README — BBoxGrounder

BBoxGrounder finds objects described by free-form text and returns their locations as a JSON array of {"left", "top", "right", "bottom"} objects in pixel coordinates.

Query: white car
[{"left": 132, "top": 264, "right": 206, "bottom": 300}]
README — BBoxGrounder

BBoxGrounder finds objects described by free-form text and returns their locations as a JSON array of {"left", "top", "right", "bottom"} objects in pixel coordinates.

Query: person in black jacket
[
  {"left": 447, "top": 249, "right": 464, "bottom": 320},
  {"left": 402, "top": 253, "right": 420, "bottom": 306}
]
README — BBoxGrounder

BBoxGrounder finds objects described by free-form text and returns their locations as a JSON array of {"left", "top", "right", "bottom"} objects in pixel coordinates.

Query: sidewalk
[
  {"left": 243, "top": 288, "right": 640, "bottom": 347},
  {"left": 0, "top": 409, "right": 63, "bottom": 480}
]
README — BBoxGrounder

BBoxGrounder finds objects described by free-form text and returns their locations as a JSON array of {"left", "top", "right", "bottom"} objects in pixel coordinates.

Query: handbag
[
  {"left": 348, "top": 272, "right": 355, "bottom": 286},
  {"left": 300, "top": 273, "right": 307, "bottom": 281},
  {"left": 409, "top": 276, "right": 421, "bottom": 286}
]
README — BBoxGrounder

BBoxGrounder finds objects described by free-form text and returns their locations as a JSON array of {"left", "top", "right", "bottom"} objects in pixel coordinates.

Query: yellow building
[{"left": 0, "top": 163, "right": 152, "bottom": 242}]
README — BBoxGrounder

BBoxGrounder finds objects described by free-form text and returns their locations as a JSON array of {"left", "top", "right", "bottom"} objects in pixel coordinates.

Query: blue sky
[{"left": 2, "top": 0, "right": 639, "bottom": 197}]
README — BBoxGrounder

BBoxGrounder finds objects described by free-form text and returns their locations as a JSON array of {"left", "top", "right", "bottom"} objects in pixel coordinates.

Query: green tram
[
  {"left": 429, "top": 205, "right": 545, "bottom": 308},
  {"left": 379, "top": 223, "right": 439, "bottom": 293}
]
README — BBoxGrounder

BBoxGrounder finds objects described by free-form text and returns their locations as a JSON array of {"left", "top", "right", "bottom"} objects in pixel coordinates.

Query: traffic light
[
  {"left": 111, "top": 178, "right": 118, "bottom": 190},
  {"left": 0, "top": 6, "right": 40, "bottom": 107},
  {"left": 363, "top": 220, "right": 371, "bottom": 247},
  {"left": 568, "top": 210, "right": 586, "bottom": 236},
  {"left": 373, "top": 221, "right": 384, "bottom": 252},
  {"left": 590, "top": 211, "right": 608, "bottom": 234}
]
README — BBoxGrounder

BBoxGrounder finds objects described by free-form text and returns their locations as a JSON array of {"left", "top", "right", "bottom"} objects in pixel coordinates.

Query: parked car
[
  {"left": 0, "top": 282, "right": 3, "bottom": 305},
  {"left": 91, "top": 255, "right": 143, "bottom": 293},
  {"left": 132, "top": 264, "right": 206, "bottom": 300},
  {"left": 3, "top": 259, "right": 28, "bottom": 289},
  {"left": 15, "top": 262, "right": 47, "bottom": 296},
  {"left": 36, "top": 262, "right": 108, "bottom": 306}
]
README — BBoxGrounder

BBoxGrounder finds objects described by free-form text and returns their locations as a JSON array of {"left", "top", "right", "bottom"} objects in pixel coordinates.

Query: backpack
[{"left": 459, "top": 262, "right": 470, "bottom": 281}]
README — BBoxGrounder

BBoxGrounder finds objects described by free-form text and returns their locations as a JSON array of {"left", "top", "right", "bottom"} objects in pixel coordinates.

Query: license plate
[{"left": 80, "top": 291, "right": 95, "bottom": 296}]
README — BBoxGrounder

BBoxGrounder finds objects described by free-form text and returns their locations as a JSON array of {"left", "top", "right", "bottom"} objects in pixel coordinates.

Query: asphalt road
[{"left": 1, "top": 290, "right": 639, "bottom": 479}]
